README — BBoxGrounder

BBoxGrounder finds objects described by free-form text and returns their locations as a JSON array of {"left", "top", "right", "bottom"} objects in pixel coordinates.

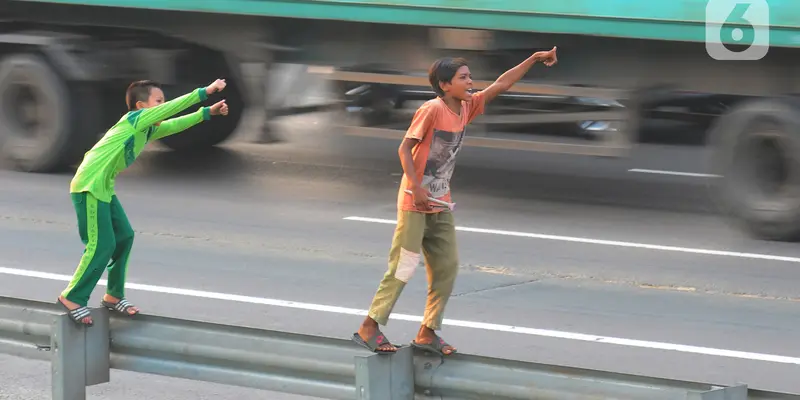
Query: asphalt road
[{"left": 1, "top": 117, "right": 799, "bottom": 398}]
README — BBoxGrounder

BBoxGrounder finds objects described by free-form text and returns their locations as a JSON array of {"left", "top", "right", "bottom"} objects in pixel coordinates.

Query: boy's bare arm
[
  {"left": 397, "top": 101, "right": 436, "bottom": 210},
  {"left": 398, "top": 138, "right": 422, "bottom": 188},
  {"left": 481, "top": 46, "right": 558, "bottom": 103},
  {"left": 398, "top": 138, "right": 431, "bottom": 211}
]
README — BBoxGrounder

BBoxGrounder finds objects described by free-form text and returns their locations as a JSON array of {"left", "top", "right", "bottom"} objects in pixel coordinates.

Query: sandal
[
  {"left": 101, "top": 298, "right": 139, "bottom": 316},
  {"left": 351, "top": 329, "right": 399, "bottom": 354},
  {"left": 56, "top": 298, "right": 93, "bottom": 327},
  {"left": 411, "top": 334, "right": 457, "bottom": 355}
]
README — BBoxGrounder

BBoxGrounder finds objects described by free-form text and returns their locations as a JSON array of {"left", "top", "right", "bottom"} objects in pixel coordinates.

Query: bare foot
[
  {"left": 58, "top": 296, "right": 93, "bottom": 325},
  {"left": 357, "top": 317, "right": 397, "bottom": 352},
  {"left": 415, "top": 325, "right": 456, "bottom": 355},
  {"left": 102, "top": 294, "right": 139, "bottom": 315}
]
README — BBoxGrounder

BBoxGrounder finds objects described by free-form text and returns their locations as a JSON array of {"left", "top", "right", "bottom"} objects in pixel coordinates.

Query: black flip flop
[
  {"left": 101, "top": 298, "right": 139, "bottom": 316},
  {"left": 56, "top": 298, "right": 93, "bottom": 327},
  {"left": 351, "top": 329, "right": 399, "bottom": 354},
  {"left": 411, "top": 334, "right": 456, "bottom": 355}
]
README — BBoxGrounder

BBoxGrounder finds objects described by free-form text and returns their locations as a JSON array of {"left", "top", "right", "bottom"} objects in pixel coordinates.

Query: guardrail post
[
  {"left": 694, "top": 384, "right": 748, "bottom": 400},
  {"left": 51, "top": 307, "right": 110, "bottom": 400},
  {"left": 85, "top": 308, "right": 110, "bottom": 386},
  {"left": 354, "top": 346, "right": 414, "bottom": 399}
]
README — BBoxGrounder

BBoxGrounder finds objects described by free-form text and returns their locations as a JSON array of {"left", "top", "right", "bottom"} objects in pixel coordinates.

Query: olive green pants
[
  {"left": 61, "top": 192, "right": 135, "bottom": 307},
  {"left": 368, "top": 210, "right": 459, "bottom": 330}
]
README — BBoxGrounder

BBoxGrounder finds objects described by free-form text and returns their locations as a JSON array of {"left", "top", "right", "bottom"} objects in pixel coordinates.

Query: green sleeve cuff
[
  {"left": 202, "top": 106, "right": 211, "bottom": 121},
  {"left": 197, "top": 87, "right": 209, "bottom": 102}
]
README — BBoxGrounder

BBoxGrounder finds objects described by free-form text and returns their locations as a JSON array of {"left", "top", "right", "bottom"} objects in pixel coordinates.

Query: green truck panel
[{"left": 14, "top": 0, "right": 800, "bottom": 47}]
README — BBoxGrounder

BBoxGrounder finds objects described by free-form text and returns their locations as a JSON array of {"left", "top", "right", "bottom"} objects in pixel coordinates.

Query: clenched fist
[
  {"left": 205, "top": 79, "right": 227, "bottom": 95},
  {"left": 534, "top": 46, "right": 558, "bottom": 67},
  {"left": 210, "top": 99, "right": 228, "bottom": 116}
]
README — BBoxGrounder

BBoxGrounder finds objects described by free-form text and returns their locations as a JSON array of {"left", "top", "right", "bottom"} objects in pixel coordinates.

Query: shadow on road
[{"left": 129, "top": 146, "right": 250, "bottom": 180}]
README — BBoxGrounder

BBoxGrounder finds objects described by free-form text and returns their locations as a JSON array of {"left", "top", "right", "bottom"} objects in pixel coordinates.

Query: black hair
[
  {"left": 428, "top": 57, "right": 468, "bottom": 97},
  {"left": 125, "top": 80, "right": 162, "bottom": 111}
]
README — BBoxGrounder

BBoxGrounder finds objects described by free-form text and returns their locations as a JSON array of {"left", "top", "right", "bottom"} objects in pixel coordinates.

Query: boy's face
[
  {"left": 442, "top": 65, "right": 473, "bottom": 101},
  {"left": 136, "top": 87, "right": 165, "bottom": 110}
]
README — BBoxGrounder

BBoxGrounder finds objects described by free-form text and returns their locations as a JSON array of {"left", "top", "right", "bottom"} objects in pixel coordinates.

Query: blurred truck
[{"left": 1, "top": 0, "right": 799, "bottom": 241}]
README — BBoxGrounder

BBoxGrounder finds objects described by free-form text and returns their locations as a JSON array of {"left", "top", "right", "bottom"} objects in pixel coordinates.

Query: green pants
[
  {"left": 61, "top": 192, "right": 135, "bottom": 307},
  {"left": 368, "top": 210, "right": 459, "bottom": 331}
]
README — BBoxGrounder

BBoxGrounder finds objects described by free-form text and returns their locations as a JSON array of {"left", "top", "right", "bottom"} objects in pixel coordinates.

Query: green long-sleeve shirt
[{"left": 70, "top": 87, "right": 212, "bottom": 202}]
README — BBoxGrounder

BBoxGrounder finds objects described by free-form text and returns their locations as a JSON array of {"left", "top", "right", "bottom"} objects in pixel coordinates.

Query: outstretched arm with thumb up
[
  {"left": 210, "top": 99, "right": 229, "bottom": 116},
  {"left": 146, "top": 101, "right": 229, "bottom": 142}
]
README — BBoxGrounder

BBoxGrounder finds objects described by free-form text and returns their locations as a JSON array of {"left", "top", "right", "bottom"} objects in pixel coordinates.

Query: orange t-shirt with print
[{"left": 397, "top": 90, "right": 486, "bottom": 213}]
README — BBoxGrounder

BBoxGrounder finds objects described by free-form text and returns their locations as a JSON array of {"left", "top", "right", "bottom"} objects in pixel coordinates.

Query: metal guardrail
[{"left": 0, "top": 296, "right": 797, "bottom": 400}]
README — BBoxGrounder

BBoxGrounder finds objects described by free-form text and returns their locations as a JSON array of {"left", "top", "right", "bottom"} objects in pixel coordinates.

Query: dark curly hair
[{"left": 428, "top": 57, "right": 468, "bottom": 97}]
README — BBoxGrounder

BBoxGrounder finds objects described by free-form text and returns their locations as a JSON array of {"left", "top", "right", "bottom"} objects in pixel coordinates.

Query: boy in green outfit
[
  {"left": 57, "top": 78, "right": 230, "bottom": 326},
  {"left": 352, "top": 47, "right": 558, "bottom": 355}
]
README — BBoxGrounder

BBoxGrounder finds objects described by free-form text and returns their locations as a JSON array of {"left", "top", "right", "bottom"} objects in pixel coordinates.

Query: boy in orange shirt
[{"left": 353, "top": 47, "right": 558, "bottom": 355}]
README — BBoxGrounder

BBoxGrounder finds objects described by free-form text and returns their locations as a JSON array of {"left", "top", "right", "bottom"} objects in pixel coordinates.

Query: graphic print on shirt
[{"left": 422, "top": 128, "right": 465, "bottom": 198}]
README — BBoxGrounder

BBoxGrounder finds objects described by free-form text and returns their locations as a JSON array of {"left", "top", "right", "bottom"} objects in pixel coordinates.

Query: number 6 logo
[{"left": 705, "top": 0, "right": 770, "bottom": 60}]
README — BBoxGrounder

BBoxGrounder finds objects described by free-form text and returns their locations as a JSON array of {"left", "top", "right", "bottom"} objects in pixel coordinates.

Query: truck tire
[
  {"left": 0, "top": 53, "right": 98, "bottom": 172},
  {"left": 157, "top": 53, "right": 245, "bottom": 152},
  {"left": 708, "top": 96, "right": 800, "bottom": 241},
  {"left": 157, "top": 82, "right": 243, "bottom": 151}
]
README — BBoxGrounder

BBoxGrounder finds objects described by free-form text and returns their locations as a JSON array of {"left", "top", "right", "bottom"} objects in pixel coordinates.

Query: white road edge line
[
  {"left": 1, "top": 266, "right": 799, "bottom": 365},
  {"left": 628, "top": 168, "right": 721, "bottom": 178},
  {"left": 344, "top": 216, "right": 800, "bottom": 264}
]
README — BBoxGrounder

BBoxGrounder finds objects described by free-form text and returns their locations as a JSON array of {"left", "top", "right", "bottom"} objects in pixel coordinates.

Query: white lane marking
[
  {"left": 628, "top": 168, "right": 721, "bottom": 178},
  {"left": 344, "top": 216, "right": 800, "bottom": 264},
  {"left": 1, "top": 266, "right": 799, "bottom": 365}
]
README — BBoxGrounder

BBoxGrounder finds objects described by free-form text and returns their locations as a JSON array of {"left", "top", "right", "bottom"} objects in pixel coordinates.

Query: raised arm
[
  {"left": 148, "top": 107, "right": 211, "bottom": 142},
  {"left": 127, "top": 78, "right": 227, "bottom": 130},
  {"left": 481, "top": 46, "right": 558, "bottom": 104},
  {"left": 127, "top": 88, "right": 208, "bottom": 130}
]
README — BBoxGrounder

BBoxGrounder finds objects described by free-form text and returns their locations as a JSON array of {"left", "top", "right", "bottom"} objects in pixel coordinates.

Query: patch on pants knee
[{"left": 394, "top": 248, "right": 420, "bottom": 283}]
